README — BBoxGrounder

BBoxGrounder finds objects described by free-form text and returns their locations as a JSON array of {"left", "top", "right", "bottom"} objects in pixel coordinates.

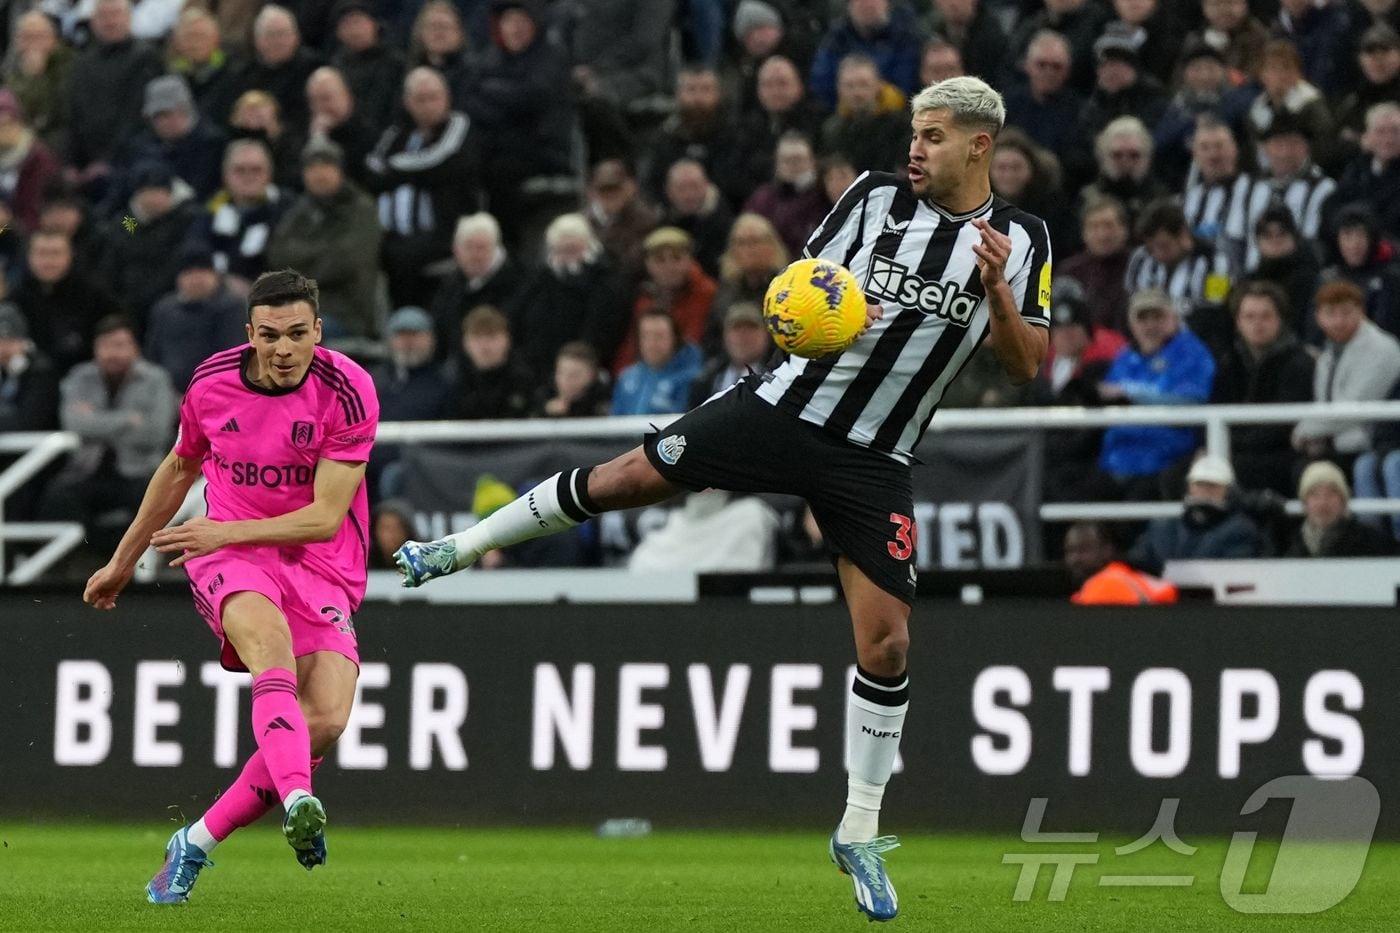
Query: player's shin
[
  {"left": 194, "top": 754, "right": 325, "bottom": 851},
  {"left": 250, "top": 669, "right": 313, "bottom": 808},
  {"left": 838, "top": 666, "right": 909, "bottom": 844},
  {"left": 442, "top": 468, "right": 599, "bottom": 568}
]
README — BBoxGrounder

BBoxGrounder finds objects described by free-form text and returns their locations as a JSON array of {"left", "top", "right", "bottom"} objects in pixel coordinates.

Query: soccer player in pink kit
[{"left": 83, "top": 270, "right": 379, "bottom": 904}]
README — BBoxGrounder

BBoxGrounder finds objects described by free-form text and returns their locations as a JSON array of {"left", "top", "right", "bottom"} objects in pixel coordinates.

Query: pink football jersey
[{"left": 175, "top": 345, "right": 380, "bottom": 603}]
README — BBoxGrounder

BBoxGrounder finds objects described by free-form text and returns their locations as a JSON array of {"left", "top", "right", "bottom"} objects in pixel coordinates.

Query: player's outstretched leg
[
  {"left": 396, "top": 451, "right": 679, "bottom": 586},
  {"left": 829, "top": 558, "right": 910, "bottom": 922}
]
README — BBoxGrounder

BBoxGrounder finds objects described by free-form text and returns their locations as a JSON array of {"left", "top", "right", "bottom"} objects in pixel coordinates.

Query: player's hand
[
  {"left": 151, "top": 516, "right": 232, "bottom": 568},
  {"left": 861, "top": 299, "right": 884, "bottom": 335},
  {"left": 83, "top": 560, "right": 135, "bottom": 610},
  {"left": 971, "top": 218, "right": 1012, "bottom": 289}
]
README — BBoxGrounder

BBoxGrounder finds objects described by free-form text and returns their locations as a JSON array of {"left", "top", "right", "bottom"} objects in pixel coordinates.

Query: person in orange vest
[{"left": 1065, "top": 520, "right": 1178, "bottom": 605}]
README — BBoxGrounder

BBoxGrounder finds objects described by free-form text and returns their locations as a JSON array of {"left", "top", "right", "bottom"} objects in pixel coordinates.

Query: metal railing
[{"left": 6, "top": 400, "right": 1400, "bottom": 584}]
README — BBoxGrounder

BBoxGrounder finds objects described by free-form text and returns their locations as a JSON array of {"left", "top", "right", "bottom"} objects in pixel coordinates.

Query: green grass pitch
[{"left": 1, "top": 824, "right": 1397, "bottom": 931}]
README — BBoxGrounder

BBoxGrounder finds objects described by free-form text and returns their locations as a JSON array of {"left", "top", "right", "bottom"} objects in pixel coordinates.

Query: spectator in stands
[
  {"left": 142, "top": 243, "right": 245, "bottom": 390},
  {"left": 809, "top": 0, "right": 923, "bottom": 110},
  {"left": 305, "top": 67, "right": 377, "bottom": 190},
  {"left": 664, "top": 159, "right": 734, "bottom": 279},
  {"left": 1274, "top": 0, "right": 1352, "bottom": 97},
  {"left": 919, "top": 37, "right": 966, "bottom": 85},
  {"left": 745, "top": 132, "right": 830, "bottom": 259},
  {"left": 1231, "top": 115, "right": 1337, "bottom": 271},
  {"left": 1287, "top": 460, "right": 1397, "bottom": 556},
  {"left": 647, "top": 66, "right": 745, "bottom": 207},
  {"left": 329, "top": 1, "right": 404, "bottom": 135},
  {"left": 708, "top": 213, "right": 788, "bottom": 352},
  {"left": 586, "top": 158, "right": 660, "bottom": 280},
  {"left": 371, "top": 499, "right": 420, "bottom": 569},
  {"left": 740, "top": 55, "right": 828, "bottom": 194},
  {"left": 1078, "top": 116, "right": 1168, "bottom": 229},
  {"left": 429, "top": 213, "right": 524, "bottom": 363},
  {"left": 1003, "top": 31, "right": 1083, "bottom": 170},
  {"left": 4, "top": 10, "right": 72, "bottom": 155},
  {"left": 1111, "top": 0, "right": 1187, "bottom": 83},
  {"left": 1061, "top": 196, "right": 1132, "bottom": 334},
  {"left": 611, "top": 310, "right": 702, "bottom": 415},
  {"left": 822, "top": 153, "right": 859, "bottom": 205},
  {"left": 1324, "top": 203, "right": 1400, "bottom": 337},
  {"left": 819, "top": 54, "right": 910, "bottom": 176},
  {"left": 1007, "top": 0, "right": 1113, "bottom": 93},
  {"left": 1244, "top": 40, "right": 1335, "bottom": 170},
  {"left": 449, "top": 304, "right": 534, "bottom": 420},
  {"left": 0, "top": 302, "right": 60, "bottom": 432},
  {"left": 989, "top": 129, "right": 1073, "bottom": 257},
  {"left": 1127, "top": 454, "right": 1266, "bottom": 574},
  {"left": 373, "top": 305, "right": 453, "bottom": 422},
  {"left": 463, "top": 0, "right": 575, "bottom": 241},
  {"left": 167, "top": 7, "right": 239, "bottom": 125},
  {"left": 365, "top": 67, "right": 480, "bottom": 308},
  {"left": 39, "top": 315, "right": 175, "bottom": 526},
  {"left": 226, "top": 90, "right": 303, "bottom": 193},
  {"left": 1181, "top": 117, "right": 1250, "bottom": 271},
  {"left": 1246, "top": 205, "right": 1323, "bottom": 340},
  {"left": 1065, "top": 520, "right": 1178, "bottom": 604},
  {"left": 920, "top": 0, "right": 1006, "bottom": 81},
  {"left": 0, "top": 91, "right": 59, "bottom": 234},
  {"left": 232, "top": 5, "right": 321, "bottom": 134},
  {"left": 267, "top": 138, "right": 382, "bottom": 339},
  {"left": 690, "top": 301, "right": 772, "bottom": 408},
  {"left": 1094, "top": 288, "right": 1216, "bottom": 500},
  {"left": 1211, "top": 281, "right": 1315, "bottom": 495},
  {"left": 1075, "top": 23, "right": 1169, "bottom": 153},
  {"left": 1353, "top": 377, "right": 1400, "bottom": 539},
  {"left": 1126, "top": 198, "right": 1234, "bottom": 354},
  {"left": 513, "top": 213, "right": 627, "bottom": 376},
  {"left": 1042, "top": 278, "right": 1126, "bottom": 404},
  {"left": 570, "top": 0, "right": 676, "bottom": 107},
  {"left": 534, "top": 341, "right": 611, "bottom": 417},
  {"left": 101, "top": 161, "right": 203, "bottom": 327},
  {"left": 11, "top": 230, "right": 120, "bottom": 375},
  {"left": 1154, "top": 39, "right": 1252, "bottom": 186},
  {"left": 408, "top": 1, "right": 472, "bottom": 103},
  {"left": 1294, "top": 280, "right": 1400, "bottom": 475},
  {"left": 1333, "top": 102, "right": 1400, "bottom": 242},
  {"left": 614, "top": 227, "right": 717, "bottom": 374},
  {"left": 109, "top": 75, "right": 227, "bottom": 204},
  {"left": 194, "top": 139, "right": 286, "bottom": 293},
  {"left": 65, "top": 0, "right": 163, "bottom": 186},
  {"left": 1336, "top": 24, "right": 1400, "bottom": 143},
  {"left": 726, "top": 1, "right": 801, "bottom": 117},
  {"left": 1191, "top": 0, "right": 1270, "bottom": 80}
]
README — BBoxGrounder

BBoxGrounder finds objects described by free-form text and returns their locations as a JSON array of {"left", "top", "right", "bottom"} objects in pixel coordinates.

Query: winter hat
[
  {"left": 1298, "top": 461, "right": 1350, "bottom": 502},
  {"left": 733, "top": 1, "right": 782, "bottom": 40}
]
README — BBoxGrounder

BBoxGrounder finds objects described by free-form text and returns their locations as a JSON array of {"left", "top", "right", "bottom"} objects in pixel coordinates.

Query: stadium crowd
[{"left": 1, "top": 0, "right": 1399, "bottom": 575}]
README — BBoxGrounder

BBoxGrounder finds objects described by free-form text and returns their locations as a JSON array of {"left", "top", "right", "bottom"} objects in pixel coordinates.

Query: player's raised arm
[
  {"left": 83, "top": 449, "right": 204, "bottom": 609},
  {"left": 973, "top": 217, "right": 1049, "bottom": 385},
  {"left": 152, "top": 458, "right": 367, "bottom": 565}
]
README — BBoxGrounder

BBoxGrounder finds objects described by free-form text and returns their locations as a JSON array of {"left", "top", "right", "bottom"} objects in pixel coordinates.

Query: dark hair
[
  {"left": 557, "top": 340, "right": 598, "bottom": 366},
  {"left": 94, "top": 314, "right": 136, "bottom": 340},
  {"left": 1066, "top": 520, "right": 1117, "bottom": 551},
  {"left": 1230, "top": 279, "right": 1291, "bottom": 321},
  {"left": 637, "top": 309, "right": 681, "bottom": 351},
  {"left": 463, "top": 304, "right": 509, "bottom": 336},
  {"left": 1135, "top": 198, "right": 1189, "bottom": 240},
  {"left": 1079, "top": 193, "right": 1128, "bottom": 227},
  {"left": 247, "top": 268, "right": 319, "bottom": 322}
]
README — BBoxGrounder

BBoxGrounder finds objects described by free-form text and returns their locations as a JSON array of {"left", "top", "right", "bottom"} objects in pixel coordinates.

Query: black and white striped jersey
[
  {"left": 1225, "top": 166, "right": 1337, "bottom": 270},
  {"left": 754, "top": 171, "right": 1052, "bottom": 465},
  {"left": 1124, "top": 239, "right": 1234, "bottom": 309},
  {"left": 1182, "top": 169, "right": 1251, "bottom": 270}
]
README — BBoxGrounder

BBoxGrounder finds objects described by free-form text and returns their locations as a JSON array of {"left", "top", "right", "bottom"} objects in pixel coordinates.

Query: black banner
[
  {"left": 397, "top": 430, "right": 1044, "bottom": 568},
  {"left": 2, "top": 593, "right": 1395, "bottom": 836}
]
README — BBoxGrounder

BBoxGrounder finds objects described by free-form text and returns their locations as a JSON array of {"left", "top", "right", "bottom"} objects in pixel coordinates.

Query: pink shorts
[{"left": 185, "top": 547, "right": 359, "bottom": 672}]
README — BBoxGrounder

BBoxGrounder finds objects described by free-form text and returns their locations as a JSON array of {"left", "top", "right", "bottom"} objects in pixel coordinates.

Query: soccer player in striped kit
[{"left": 397, "top": 76, "right": 1051, "bottom": 923}]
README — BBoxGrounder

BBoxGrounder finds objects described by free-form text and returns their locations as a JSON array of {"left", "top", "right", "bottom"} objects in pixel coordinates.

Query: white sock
[
  {"left": 837, "top": 667, "right": 909, "bottom": 844},
  {"left": 443, "top": 469, "right": 597, "bottom": 569},
  {"left": 186, "top": 817, "right": 219, "bottom": 853},
  {"left": 283, "top": 788, "right": 311, "bottom": 812}
]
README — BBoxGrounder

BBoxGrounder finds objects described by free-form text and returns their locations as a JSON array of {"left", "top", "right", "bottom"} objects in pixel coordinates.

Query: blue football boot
[
  {"left": 829, "top": 832, "right": 900, "bottom": 922},
  {"left": 146, "top": 826, "right": 214, "bottom": 904},
  {"left": 394, "top": 538, "right": 462, "bottom": 588},
  {"left": 283, "top": 795, "right": 327, "bottom": 864}
]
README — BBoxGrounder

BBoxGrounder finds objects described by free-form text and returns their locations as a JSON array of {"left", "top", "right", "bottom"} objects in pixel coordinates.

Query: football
[{"left": 763, "top": 258, "right": 868, "bottom": 358}]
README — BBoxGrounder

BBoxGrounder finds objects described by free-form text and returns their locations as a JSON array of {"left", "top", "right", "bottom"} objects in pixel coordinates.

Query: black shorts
[{"left": 644, "top": 377, "right": 917, "bottom": 604}]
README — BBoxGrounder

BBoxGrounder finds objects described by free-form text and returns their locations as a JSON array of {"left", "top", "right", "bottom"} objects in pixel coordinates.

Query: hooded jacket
[{"left": 1099, "top": 328, "right": 1216, "bottom": 477}]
